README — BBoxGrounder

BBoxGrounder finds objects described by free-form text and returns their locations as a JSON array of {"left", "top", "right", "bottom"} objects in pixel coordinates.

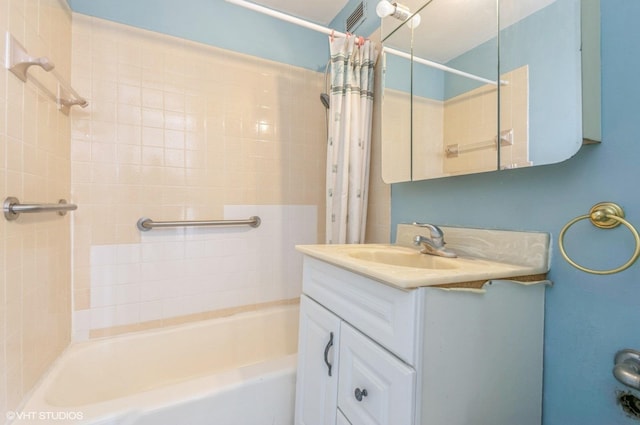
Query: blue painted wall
[
  {"left": 66, "top": 0, "right": 331, "bottom": 71},
  {"left": 392, "top": 1, "right": 640, "bottom": 423}
]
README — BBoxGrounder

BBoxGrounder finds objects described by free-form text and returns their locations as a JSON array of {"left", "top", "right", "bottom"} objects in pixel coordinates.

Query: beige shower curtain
[{"left": 325, "top": 35, "right": 378, "bottom": 244}]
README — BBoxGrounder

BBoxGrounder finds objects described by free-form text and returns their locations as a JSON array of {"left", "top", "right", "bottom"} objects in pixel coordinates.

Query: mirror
[{"left": 380, "top": 0, "right": 588, "bottom": 182}]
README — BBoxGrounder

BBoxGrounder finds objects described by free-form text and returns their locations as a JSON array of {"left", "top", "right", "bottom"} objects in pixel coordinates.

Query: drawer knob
[{"left": 354, "top": 387, "right": 368, "bottom": 402}]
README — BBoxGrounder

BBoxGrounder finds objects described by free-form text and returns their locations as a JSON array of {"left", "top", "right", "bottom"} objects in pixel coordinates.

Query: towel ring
[{"left": 559, "top": 202, "right": 640, "bottom": 275}]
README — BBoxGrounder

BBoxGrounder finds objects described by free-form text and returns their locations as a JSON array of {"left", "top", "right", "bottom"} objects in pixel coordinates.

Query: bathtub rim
[{"left": 15, "top": 303, "right": 300, "bottom": 424}]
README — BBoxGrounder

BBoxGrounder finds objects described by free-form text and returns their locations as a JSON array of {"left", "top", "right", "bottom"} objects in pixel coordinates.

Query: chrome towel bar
[
  {"left": 445, "top": 129, "right": 513, "bottom": 158},
  {"left": 137, "top": 216, "right": 261, "bottom": 232},
  {"left": 3, "top": 197, "right": 78, "bottom": 221}
]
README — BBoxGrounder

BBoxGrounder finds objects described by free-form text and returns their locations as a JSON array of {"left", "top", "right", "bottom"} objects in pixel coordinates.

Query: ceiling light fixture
[{"left": 375, "top": 0, "right": 421, "bottom": 28}]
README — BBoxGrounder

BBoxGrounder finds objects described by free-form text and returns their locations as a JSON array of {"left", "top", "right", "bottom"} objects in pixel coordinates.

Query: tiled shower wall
[
  {"left": 70, "top": 15, "right": 327, "bottom": 338},
  {"left": 0, "top": 0, "right": 73, "bottom": 417}
]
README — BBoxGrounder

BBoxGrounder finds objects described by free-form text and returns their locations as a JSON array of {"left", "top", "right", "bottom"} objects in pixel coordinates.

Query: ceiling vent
[{"left": 346, "top": 1, "right": 366, "bottom": 33}]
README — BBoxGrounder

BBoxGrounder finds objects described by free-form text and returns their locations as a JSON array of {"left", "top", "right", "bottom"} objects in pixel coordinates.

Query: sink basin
[
  {"left": 296, "top": 227, "right": 551, "bottom": 288},
  {"left": 348, "top": 247, "right": 460, "bottom": 270}
]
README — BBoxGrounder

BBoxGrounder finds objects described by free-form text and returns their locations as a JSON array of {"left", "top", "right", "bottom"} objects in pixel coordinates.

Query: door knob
[{"left": 613, "top": 349, "right": 640, "bottom": 390}]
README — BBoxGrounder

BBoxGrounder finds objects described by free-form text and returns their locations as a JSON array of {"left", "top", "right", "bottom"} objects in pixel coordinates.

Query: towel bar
[{"left": 559, "top": 202, "right": 640, "bottom": 274}]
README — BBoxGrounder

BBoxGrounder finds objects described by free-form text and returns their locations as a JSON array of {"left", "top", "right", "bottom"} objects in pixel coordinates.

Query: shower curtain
[{"left": 326, "top": 36, "right": 378, "bottom": 244}]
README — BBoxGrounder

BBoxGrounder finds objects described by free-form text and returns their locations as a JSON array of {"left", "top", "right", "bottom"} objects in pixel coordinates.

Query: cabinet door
[
  {"left": 338, "top": 323, "right": 415, "bottom": 425},
  {"left": 337, "top": 409, "right": 353, "bottom": 425},
  {"left": 295, "top": 295, "right": 341, "bottom": 425}
]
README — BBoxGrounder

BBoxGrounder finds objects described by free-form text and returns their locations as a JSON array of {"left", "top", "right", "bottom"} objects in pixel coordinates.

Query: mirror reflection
[{"left": 380, "top": 0, "right": 584, "bottom": 182}]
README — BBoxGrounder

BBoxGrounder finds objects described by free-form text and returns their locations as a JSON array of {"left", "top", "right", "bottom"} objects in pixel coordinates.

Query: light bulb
[
  {"left": 376, "top": 0, "right": 395, "bottom": 18},
  {"left": 408, "top": 14, "right": 421, "bottom": 28}
]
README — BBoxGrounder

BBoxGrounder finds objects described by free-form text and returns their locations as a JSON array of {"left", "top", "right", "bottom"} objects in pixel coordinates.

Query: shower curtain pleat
[{"left": 326, "top": 36, "right": 378, "bottom": 244}]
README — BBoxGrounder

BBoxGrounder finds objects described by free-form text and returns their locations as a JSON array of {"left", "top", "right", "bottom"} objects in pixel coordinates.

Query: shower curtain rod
[
  {"left": 224, "top": 0, "right": 502, "bottom": 86},
  {"left": 383, "top": 47, "right": 503, "bottom": 86},
  {"left": 225, "top": 0, "right": 346, "bottom": 38}
]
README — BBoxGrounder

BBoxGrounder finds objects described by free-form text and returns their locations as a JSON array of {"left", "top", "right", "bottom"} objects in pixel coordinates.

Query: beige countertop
[{"left": 296, "top": 243, "right": 548, "bottom": 289}]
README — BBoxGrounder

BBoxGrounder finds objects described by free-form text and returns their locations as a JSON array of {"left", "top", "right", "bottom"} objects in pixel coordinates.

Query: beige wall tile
[
  {"left": 71, "top": 15, "right": 328, "bottom": 336},
  {"left": 0, "top": 0, "right": 73, "bottom": 417},
  {"left": 443, "top": 66, "right": 529, "bottom": 175}
]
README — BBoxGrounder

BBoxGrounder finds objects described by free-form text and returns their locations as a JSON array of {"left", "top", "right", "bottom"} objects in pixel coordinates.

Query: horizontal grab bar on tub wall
[
  {"left": 136, "top": 216, "right": 261, "bottom": 232},
  {"left": 3, "top": 197, "right": 78, "bottom": 221}
]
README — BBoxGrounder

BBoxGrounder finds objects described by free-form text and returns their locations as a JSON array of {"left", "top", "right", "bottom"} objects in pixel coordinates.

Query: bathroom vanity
[{"left": 294, "top": 225, "right": 550, "bottom": 425}]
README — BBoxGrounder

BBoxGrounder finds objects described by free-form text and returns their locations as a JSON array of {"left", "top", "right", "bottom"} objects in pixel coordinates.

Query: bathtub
[{"left": 14, "top": 305, "right": 299, "bottom": 425}]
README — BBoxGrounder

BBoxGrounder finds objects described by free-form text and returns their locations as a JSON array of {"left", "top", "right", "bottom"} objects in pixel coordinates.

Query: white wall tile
[{"left": 82, "top": 205, "right": 315, "bottom": 330}]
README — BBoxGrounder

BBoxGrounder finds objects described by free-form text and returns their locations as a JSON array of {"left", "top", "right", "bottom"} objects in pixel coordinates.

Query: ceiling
[
  {"left": 384, "top": 0, "right": 557, "bottom": 63},
  {"left": 252, "top": 0, "right": 350, "bottom": 25}
]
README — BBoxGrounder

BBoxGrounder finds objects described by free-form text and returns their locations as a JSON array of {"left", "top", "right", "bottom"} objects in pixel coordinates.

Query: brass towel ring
[{"left": 559, "top": 202, "right": 640, "bottom": 275}]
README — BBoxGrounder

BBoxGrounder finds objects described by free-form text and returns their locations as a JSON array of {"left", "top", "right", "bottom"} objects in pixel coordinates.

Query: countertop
[{"left": 296, "top": 243, "right": 549, "bottom": 290}]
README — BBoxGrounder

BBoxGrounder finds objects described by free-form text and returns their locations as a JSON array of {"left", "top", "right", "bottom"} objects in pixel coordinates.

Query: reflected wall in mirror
[
  {"left": 380, "top": 0, "right": 588, "bottom": 183},
  {"left": 380, "top": 26, "right": 413, "bottom": 182}
]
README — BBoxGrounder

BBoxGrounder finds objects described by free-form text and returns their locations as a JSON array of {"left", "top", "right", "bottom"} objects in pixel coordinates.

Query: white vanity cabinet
[
  {"left": 294, "top": 295, "right": 341, "bottom": 425},
  {"left": 294, "top": 256, "right": 546, "bottom": 425}
]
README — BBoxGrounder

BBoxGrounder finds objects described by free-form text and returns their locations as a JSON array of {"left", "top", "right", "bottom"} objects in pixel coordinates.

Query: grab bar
[
  {"left": 137, "top": 216, "right": 261, "bottom": 232},
  {"left": 3, "top": 197, "right": 78, "bottom": 221}
]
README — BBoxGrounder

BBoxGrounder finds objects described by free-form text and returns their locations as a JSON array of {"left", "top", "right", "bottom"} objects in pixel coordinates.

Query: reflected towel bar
[
  {"left": 446, "top": 129, "right": 513, "bottom": 158},
  {"left": 3, "top": 197, "right": 77, "bottom": 221},
  {"left": 137, "top": 216, "right": 261, "bottom": 232}
]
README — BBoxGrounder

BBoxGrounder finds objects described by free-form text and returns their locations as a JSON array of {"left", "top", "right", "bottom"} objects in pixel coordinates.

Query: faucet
[{"left": 412, "top": 223, "right": 457, "bottom": 258}]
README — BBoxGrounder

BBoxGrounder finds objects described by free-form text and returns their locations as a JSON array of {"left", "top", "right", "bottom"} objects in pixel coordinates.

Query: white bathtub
[{"left": 14, "top": 305, "right": 299, "bottom": 425}]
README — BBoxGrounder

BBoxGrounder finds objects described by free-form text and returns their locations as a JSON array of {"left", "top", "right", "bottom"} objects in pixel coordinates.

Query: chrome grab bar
[
  {"left": 3, "top": 197, "right": 78, "bottom": 221},
  {"left": 137, "top": 216, "right": 261, "bottom": 232}
]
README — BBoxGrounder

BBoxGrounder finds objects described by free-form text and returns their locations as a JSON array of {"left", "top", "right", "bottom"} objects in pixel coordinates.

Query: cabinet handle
[
  {"left": 354, "top": 387, "right": 368, "bottom": 401},
  {"left": 323, "top": 331, "right": 334, "bottom": 377}
]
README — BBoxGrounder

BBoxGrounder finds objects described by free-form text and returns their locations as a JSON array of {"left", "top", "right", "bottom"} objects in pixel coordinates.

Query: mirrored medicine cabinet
[{"left": 379, "top": 0, "right": 601, "bottom": 183}]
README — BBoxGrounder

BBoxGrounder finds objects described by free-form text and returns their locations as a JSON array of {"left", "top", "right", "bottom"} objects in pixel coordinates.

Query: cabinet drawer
[
  {"left": 303, "top": 257, "right": 419, "bottom": 364},
  {"left": 338, "top": 323, "right": 415, "bottom": 425}
]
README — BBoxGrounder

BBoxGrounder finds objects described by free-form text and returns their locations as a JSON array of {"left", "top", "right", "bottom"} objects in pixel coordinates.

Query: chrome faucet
[{"left": 412, "top": 223, "right": 457, "bottom": 258}]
